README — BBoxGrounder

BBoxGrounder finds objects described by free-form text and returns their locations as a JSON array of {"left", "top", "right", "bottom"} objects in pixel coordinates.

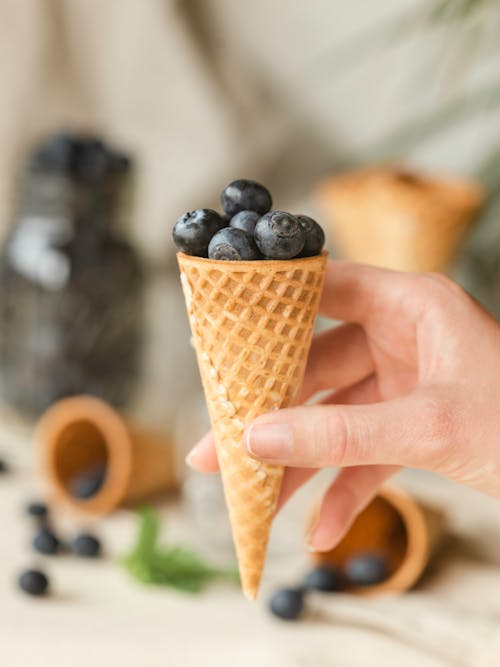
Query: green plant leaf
[{"left": 121, "top": 506, "right": 239, "bottom": 594}]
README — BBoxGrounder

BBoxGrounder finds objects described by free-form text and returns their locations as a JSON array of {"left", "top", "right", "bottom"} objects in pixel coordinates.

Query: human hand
[{"left": 187, "top": 260, "right": 500, "bottom": 551}]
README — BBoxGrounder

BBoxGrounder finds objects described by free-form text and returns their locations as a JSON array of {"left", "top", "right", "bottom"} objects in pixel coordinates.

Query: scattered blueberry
[
  {"left": 254, "top": 211, "right": 305, "bottom": 259},
  {"left": 26, "top": 502, "right": 49, "bottom": 520},
  {"left": 344, "top": 552, "right": 389, "bottom": 587},
  {"left": 221, "top": 179, "right": 272, "bottom": 217},
  {"left": 71, "top": 533, "right": 101, "bottom": 558},
  {"left": 68, "top": 464, "right": 106, "bottom": 499},
  {"left": 208, "top": 227, "right": 261, "bottom": 261},
  {"left": 296, "top": 215, "right": 325, "bottom": 257},
  {"left": 304, "top": 565, "right": 341, "bottom": 592},
  {"left": 173, "top": 209, "right": 226, "bottom": 257},
  {"left": 32, "top": 527, "right": 61, "bottom": 555},
  {"left": 229, "top": 210, "right": 261, "bottom": 235},
  {"left": 269, "top": 587, "right": 305, "bottom": 620},
  {"left": 18, "top": 569, "right": 49, "bottom": 596},
  {"left": 0, "top": 458, "right": 8, "bottom": 474}
]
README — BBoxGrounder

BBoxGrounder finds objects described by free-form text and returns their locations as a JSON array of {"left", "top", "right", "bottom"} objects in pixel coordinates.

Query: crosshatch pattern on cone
[{"left": 178, "top": 253, "right": 327, "bottom": 599}]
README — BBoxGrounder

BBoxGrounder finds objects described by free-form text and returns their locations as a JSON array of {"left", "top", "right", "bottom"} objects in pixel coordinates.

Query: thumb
[{"left": 245, "top": 388, "right": 454, "bottom": 471}]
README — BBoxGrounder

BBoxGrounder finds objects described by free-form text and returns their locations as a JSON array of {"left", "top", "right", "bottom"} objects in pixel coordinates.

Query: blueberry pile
[
  {"left": 269, "top": 552, "right": 390, "bottom": 621},
  {"left": 173, "top": 179, "right": 325, "bottom": 260},
  {"left": 30, "top": 132, "right": 131, "bottom": 183},
  {"left": 17, "top": 500, "right": 103, "bottom": 597}
]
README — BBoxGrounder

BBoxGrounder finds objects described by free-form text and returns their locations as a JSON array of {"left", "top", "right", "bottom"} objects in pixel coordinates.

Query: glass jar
[{"left": 0, "top": 134, "right": 144, "bottom": 417}]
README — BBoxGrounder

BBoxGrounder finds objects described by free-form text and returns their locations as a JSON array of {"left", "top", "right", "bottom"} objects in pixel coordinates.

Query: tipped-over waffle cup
[
  {"left": 38, "top": 395, "right": 177, "bottom": 515},
  {"left": 308, "top": 485, "right": 444, "bottom": 595}
]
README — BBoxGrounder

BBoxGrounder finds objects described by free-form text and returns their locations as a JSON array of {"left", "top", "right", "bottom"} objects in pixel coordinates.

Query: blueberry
[
  {"left": 0, "top": 458, "right": 8, "bottom": 474},
  {"left": 304, "top": 565, "right": 341, "bottom": 592},
  {"left": 221, "top": 179, "right": 272, "bottom": 217},
  {"left": 208, "top": 227, "right": 261, "bottom": 261},
  {"left": 32, "top": 527, "right": 61, "bottom": 555},
  {"left": 173, "top": 209, "right": 226, "bottom": 257},
  {"left": 68, "top": 464, "right": 106, "bottom": 499},
  {"left": 73, "top": 138, "right": 110, "bottom": 182},
  {"left": 18, "top": 569, "right": 49, "bottom": 597},
  {"left": 296, "top": 215, "right": 325, "bottom": 257},
  {"left": 269, "top": 587, "right": 305, "bottom": 621},
  {"left": 71, "top": 533, "right": 101, "bottom": 558},
  {"left": 344, "top": 552, "right": 389, "bottom": 586},
  {"left": 30, "top": 133, "right": 75, "bottom": 172},
  {"left": 26, "top": 502, "right": 49, "bottom": 519},
  {"left": 109, "top": 151, "right": 132, "bottom": 173},
  {"left": 254, "top": 211, "right": 305, "bottom": 259},
  {"left": 229, "top": 210, "right": 261, "bottom": 235}
]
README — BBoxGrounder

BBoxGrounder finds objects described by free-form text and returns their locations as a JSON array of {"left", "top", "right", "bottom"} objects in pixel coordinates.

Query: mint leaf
[{"left": 121, "top": 506, "right": 239, "bottom": 593}]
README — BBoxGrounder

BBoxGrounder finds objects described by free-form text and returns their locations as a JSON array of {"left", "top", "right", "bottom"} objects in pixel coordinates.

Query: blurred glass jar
[{"left": 0, "top": 133, "right": 144, "bottom": 417}]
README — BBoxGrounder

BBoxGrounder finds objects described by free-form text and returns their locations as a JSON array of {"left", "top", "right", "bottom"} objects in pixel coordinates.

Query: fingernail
[
  {"left": 245, "top": 423, "right": 293, "bottom": 460},
  {"left": 185, "top": 450, "right": 197, "bottom": 469},
  {"left": 306, "top": 522, "right": 319, "bottom": 552}
]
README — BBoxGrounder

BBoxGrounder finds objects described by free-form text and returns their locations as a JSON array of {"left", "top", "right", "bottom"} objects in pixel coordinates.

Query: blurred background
[{"left": 1, "top": 1, "right": 500, "bottom": 666}]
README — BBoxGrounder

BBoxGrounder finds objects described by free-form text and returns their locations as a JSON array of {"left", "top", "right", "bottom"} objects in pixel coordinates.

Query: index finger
[{"left": 320, "top": 260, "right": 418, "bottom": 323}]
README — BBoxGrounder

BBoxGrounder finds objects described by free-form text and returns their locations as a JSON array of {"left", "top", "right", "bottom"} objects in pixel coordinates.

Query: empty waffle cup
[
  {"left": 316, "top": 166, "right": 484, "bottom": 272},
  {"left": 309, "top": 485, "right": 444, "bottom": 595},
  {"left": 38, "top": 395, "right": 177, "bottom": 515}
]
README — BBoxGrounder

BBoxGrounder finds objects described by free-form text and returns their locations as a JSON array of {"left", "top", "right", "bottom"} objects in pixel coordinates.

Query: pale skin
[{"left": 186, "top": 260, "right": 500, "bottom": 552}]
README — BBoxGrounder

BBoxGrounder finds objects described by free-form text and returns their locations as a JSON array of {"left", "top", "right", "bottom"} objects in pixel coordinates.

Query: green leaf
[{"left": 121, "top": 506, "right": 239, "bottom": 594}]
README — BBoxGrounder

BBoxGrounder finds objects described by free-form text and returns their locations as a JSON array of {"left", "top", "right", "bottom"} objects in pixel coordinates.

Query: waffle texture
[
  {"left": 316, "top": 167, "right": 483, "bottom": 272},
  {"left": 177, "top": 252, "right": 327, "bottom": 599}
]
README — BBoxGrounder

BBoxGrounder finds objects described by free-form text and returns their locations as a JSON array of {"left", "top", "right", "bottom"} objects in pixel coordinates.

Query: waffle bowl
[
  {"left": 309, "top": 485, "right": 444, "bottom": 595},
  {"left": 39, "top": 396, "right": 176, "bottom": 515},
  {"left": 316, "top": 167, "right": 483, "bottom": 272}
]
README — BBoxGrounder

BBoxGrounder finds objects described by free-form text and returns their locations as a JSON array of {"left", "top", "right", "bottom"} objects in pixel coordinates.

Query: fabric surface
[{"left": 0, "top": 409, "right": 499, "bottom": 667}]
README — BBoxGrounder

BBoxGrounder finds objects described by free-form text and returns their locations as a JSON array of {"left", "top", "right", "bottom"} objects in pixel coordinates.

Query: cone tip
[{"left": 243, "top": 586, "right": 258, "bottom": 602}]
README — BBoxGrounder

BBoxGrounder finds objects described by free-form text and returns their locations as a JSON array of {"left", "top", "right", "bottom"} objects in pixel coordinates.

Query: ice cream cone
[
  {"left": 308, "top": 485, "right": 444, "bottom": 595},
  {"left": 38, "top": 395, "right": 177, "bottom": 515},
  {"left": 177, "top": 251, "right": 327, "bottom": 599},
  {"left": 316, "top": 166, "right": 483, "bottom": 272}
]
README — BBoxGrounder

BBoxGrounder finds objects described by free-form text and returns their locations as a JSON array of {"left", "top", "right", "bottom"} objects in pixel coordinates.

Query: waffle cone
[
  {"left": 38, "top": 396, "right": 176, "bottom": 515},
  {"left": 316, "top": 167, "right": 483, "bottom": 272},
  {"left": 177, "top": 252, "right": 327, "bottom": 599}
]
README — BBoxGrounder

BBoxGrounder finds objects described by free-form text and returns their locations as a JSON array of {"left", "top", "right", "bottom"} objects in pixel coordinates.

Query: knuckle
[
  {"left": 322, "top": 408, "right": 351, "bottom": 466},
  {"left": 421, "top": 393, "right": 457, "bottom": 452},
  {"left": 423, "top": 273, "right": 469, "bottom": 302}
]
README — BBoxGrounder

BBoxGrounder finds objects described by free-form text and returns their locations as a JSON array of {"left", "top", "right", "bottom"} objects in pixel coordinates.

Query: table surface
[{"left": 1, "top": 411, "right": 500, "bottom": 667}]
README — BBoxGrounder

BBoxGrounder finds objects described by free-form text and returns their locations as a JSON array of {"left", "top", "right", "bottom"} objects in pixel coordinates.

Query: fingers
[
  {"left": 245, "top": 388, "right": 454, "bottom": 471},
  {"left": 186, "top": 431, "right": 219, "bottom": 473},
  {"left": 276, "top": 375, "right": 381, "bottom": 512},
  {"left": 276, "top": 468, "right": 316, "bottom": 512},
  {"left": 186, "top": 374, "right": 379, "bottom": 476},
  {"left": 300, "top": 323, "right": 373, "bottom": 402},
  {"left": 320, "top": 260, "right": 417, "bottom": 324},
  {"left": 308, "top": 465, "right": 398, "bottom": 552}
]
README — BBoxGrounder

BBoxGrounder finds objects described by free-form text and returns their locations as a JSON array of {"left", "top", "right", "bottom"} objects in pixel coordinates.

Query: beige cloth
[
  {"left": 0, "top": 0, "right": 337, "bottom": 264},
  {"left": 1, "top": 414, "right": 499, "bottom": 667}
]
